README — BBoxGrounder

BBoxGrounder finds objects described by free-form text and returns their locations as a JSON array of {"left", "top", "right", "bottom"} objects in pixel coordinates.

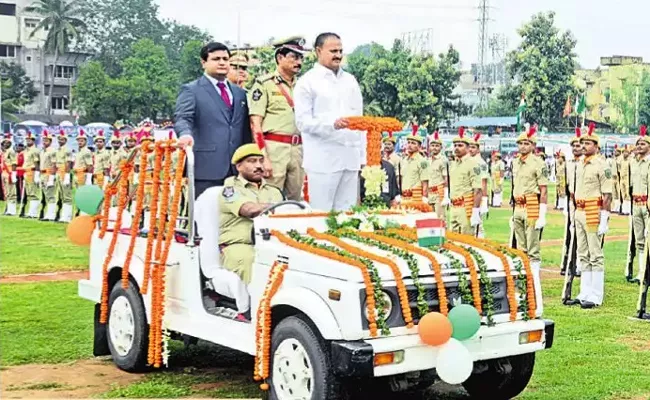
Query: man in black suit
[{"left": 175, "top": 42, "right": 252, "bottom": 198}]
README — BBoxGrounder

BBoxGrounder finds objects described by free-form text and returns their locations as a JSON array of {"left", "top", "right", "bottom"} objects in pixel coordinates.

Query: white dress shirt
[
  {"left": 294, "top": 63, "right": 365, "bottom": 173},
  {"left": 204, "top": 73, "right": 233, "bottom": 104}
]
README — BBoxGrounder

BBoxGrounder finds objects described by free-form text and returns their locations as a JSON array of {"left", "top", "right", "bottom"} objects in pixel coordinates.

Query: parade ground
[{"left": 0, "top": 184, "right": 649, "bottom": 400}]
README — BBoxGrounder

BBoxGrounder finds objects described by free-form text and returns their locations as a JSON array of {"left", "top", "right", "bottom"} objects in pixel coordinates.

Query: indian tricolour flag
[{"left": 416, "top": 218, "right": 446, "bottom": 247}]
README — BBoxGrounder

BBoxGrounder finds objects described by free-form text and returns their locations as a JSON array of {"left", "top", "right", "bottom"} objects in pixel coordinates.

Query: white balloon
[
  {"left": 107, "top": 207, "right": 133, "bottom": 230},
  {"left": 435, "top": 338, "right": 474, "bottom": 385}
]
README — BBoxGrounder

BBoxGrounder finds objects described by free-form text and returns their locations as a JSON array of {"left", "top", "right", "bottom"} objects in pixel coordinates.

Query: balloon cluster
[
  {"left": 417, "top": 304, "right": 481, "bottom": 385},
  {"left": 66, "top": 185, "right": 104, "bottom": 246}
]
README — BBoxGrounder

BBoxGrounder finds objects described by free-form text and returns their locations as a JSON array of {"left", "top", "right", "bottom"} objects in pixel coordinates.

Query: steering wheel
[{"left": 260, "top": 200, "right": 309, "bottom": 216}]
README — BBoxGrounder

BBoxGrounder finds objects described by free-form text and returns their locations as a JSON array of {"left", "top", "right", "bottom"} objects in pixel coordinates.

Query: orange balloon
[
  {"left": 418, "top": 312, "right": 453, "bottom": 346},
  {"left": 66, "top": 215, "right": 96, "bottom": 246}
]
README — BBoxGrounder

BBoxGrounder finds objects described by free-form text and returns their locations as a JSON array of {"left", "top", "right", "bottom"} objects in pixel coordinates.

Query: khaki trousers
[
  {"left": 2, "top": 174, "right": 16, "bottom": 202},
  {"left": 265, "top": 141, "right": 304, "bottom": 201},
  {"left": 632, "top": 205, "right": 648, "bottom": 256},
  {"left": 221, "top": 243, "right": 255, "bottom": 284},
  {"left": 513, "top": 206, "right": 541, "bottom": 263},
  {"left": 575, "top": 210, "right": 605, "bottom": 272},
  {"left": 56, "top": 175, "right": 73, "bottom": 204},
  {"left": 450, "top": 206, "right": 473, "bottom": 235},
  {"left": 41, "top": 176, "right": 56, "bottom": 204}
]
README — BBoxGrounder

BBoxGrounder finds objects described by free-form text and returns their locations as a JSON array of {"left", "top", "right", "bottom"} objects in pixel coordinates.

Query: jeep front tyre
[
  {"left": 107, "top": 279, "right": 149, "bottom": 372},
  {"left": 462, "top": 353, "right": 536, "bottom": 400},
  {"left": 269, "top": 316, "right": 341, "bottom": 400}
]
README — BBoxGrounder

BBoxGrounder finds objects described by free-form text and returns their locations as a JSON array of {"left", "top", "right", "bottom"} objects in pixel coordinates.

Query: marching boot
[
  {"left": 612, "top": 199, "right": 621, "bottom": 214},
  {"left": 27, "top": 200, "right": 40, "bottom": 218},
  {"left": 571, "top": 270, "right": 592, "bottom": 306},
  {"left": 43, "top": 203, "right": 57, "bottom": 221},
  {"left": 622, "top": 200, "right": 632, "bottom": 215},
  {"left": 59, "top": 203, "right": 73, "bottom": 223},
  {"left": 558, "top": 197, "right": 566, "bottom": 211},
  {"left": 582, "top": 270, "right": 604, "bottom": 309},
  {"left": 493, "top": 192, "right": 502, "bottom": 207},
  {"left": 5, "top": 201, "right": 17, "bottom": 216}
]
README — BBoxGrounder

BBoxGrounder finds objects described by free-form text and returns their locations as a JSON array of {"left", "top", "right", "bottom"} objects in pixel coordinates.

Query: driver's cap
[{"left": 231, "top": 143, "right": 264, "bottom": 164}]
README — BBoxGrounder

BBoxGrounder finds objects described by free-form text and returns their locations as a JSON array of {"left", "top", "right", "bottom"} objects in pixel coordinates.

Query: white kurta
[{"left": 294, "top": 63, "right": 365, "bottom": 211}]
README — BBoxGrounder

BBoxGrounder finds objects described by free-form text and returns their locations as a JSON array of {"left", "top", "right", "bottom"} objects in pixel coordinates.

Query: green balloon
[
  {"left": 74, "top": 185, "right": 104, "bottom": 215},
  {"left": 448, "top": 304, "right": 481, "bottom": 341}
]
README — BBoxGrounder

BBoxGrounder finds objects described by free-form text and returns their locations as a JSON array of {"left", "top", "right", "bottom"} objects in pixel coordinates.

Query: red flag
[{"left": 563, "top": 95, "right": 572, "bottom": 118}]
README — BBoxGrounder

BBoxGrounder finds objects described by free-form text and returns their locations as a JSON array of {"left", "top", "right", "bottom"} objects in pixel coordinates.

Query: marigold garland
[
  {"left": 268, "top": 210, "right": 406, "bottom": 219},
  {"left": 442, "top": 242, "right": 482, "bottom": 313},
  {"left": 361, "top": 231, "right": 449, "bottom": 316},
  {"left": 344, "top": 116, "right": 402, "bottom": 167},
  {"left": 505, "top": 247, "right": 536, "bottom": 319},
  {"left": 154, "top": 144, "right": 173, "bottom": 263},
  {"left": 141, "top": 143, "right": 164, "bottom": 295},
  {"left": 254, "top": 261, "right": 288, "bottom": 390},
  {"left": 271, "top": 230, "right": 379, "bottom": 337},
  {"left": 307, "top": 228, "right": 414, "bottom": 329},
  {"left": 99, "top": 185, "right": 118, "bottom": 239}
]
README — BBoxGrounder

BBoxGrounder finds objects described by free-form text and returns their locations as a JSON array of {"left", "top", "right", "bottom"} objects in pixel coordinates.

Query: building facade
[{"left": 0, "top": 0, "right": 90, "bottom": 123}]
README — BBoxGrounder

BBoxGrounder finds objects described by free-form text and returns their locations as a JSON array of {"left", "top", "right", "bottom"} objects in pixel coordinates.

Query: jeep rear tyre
[
  {"left": 269, "top": 316, "right": 341, "bottom": 400},
  {"left": 107, "top": 279, "right": 149, "bottom": 372},
  {"left": 462, "top": 353, "right": 536, "bottom": 400}
]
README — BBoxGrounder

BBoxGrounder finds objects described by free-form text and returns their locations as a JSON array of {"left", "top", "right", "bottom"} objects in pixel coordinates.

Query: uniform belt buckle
[{"left": 291, "top": 135, "right": 301, "bottom": 145}]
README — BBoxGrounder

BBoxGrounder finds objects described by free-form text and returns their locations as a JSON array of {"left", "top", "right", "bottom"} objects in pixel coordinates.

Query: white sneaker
[
  {"left": 27, "top": 200, "right": 40, "bottom": 218},
  {"left": 5, "top": 202, "right": 17, "bottom": 216},
  {"left": 59, "top": 204, "right": 73, "bottom": 223},
  {"left": 43, "top": 203, "right": 57, "bottom": 221}
]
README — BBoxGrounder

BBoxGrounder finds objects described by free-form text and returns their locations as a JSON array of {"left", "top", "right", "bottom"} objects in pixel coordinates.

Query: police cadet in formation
[
  {"left": 382, "top": 132, "right": 401, "bottom": 171},
  {"left": 219, "top": 144, "right": 284, "bottom": 291},
  {"left": 227, "top": 52, "right": 249, "bottom": 89},
  {"left": 468, "top": 132, "right": 489, "bottom": 237},
  {"left": 427, "top": 130, "right": 450, "bottom": 216},
  {"left": 140, "top": 131, "right": 155, "bottom": 229},
  {"left": 1, "top": 133, "right": 17, "bottom": 215},
  {"left": 109, "top": 131, "right": 127, "bottom": 182},
  {"left": 560, "top": 128, "right": 583, "bottom": 277},
  {"left": 619, "top": 145, "right": 632, "bottom": 215},
  {"left": 124, "top": 131, "right": 139, "bottom": 212},
  {"left": 449, "top": 127, "right": 482, "bottom": 235},
  {"left": 565, "top": 123, "right": 612, "bottom": 309},
  {"left": 55, "top": 129, "right": 73, "bottom": 222},
  {"left": 93, "top": 130, "right": 111, "bottom": 190},
  {"left": 73, "top": 129, "right": 94, "bottom": 191},
  {"left": 510, "top": 124, "right": 548, "bottom": 313},
  {"left": 490, "top": 151, "right": 505, "bottom": 207},
  {"left": 40, "top": 130, "right": 58, "bottom": 221},
  {"left": 555, "top": 151, "right": 567, "bottom": 211},
  {"left": 399, "top": 127, "right": 429, "bottom": 202},
  {"left": 611, "top": 145, "right": 621, "bottom": 213},
  {"left": 21, "top": 131, "right": 41, "bottom": 218},
  {"left": 249, "top": 36, "right": 306, "bottom": 201},
  {"left": 625, "top": 126, "right": 650, "bottom": 284}
]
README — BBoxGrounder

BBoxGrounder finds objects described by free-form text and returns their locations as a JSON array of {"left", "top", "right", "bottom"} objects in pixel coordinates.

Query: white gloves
[
  {"left": 422, "top": 196, "right": 429, "bottom": 204},
  {"left": 598, "top": 210, "right": 610, "bottom": 236},
  {"left": 47, "top": 174, "right": 55, "bottom": 187},
  {"left": 85, "top": 173, "right": 92, "bottom": 186},
  {"left": 34, "top": 171, "right": 40, "bottom": 184},
  {"left": 11, "top": 171, "right": 16, "bottom": 182},
  {"left": 470, "top": 208, "right": 481, "bottom": 227},
  {"left": 480, "top": 196, "right": 489, "bottom": 216},
  {"left": 63, "top": 174, "right": 71, "bottom": 186},
  {"left": 534, "top": 203, "right": 547, "bottom": 230},
  {"left": 133, "top": 173, "right": 139, "bottom": 185},
  {"left": 394, "top": 195, "right": 402, "bottom": 204},
  {"left": 441, "top": 188, "right": 450, "bottom": 206}
]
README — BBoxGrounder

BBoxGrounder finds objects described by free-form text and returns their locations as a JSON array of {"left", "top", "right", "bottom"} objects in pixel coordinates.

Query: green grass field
[{"left": 0, "top": 186, "right": 648, "bottom": 400}]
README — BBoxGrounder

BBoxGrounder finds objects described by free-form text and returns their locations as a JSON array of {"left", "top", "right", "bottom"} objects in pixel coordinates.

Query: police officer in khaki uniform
[
  {"left": 109, "top": 131, "right": 128, "bottom": 206},
  {"left": 73, "top": 130, "right": 94, "bottom": 215},
  {"left": 93, "top": 130, "right": 110, "bottom": 189},
  {"left": 555, "top": 152, "right": 567, "bottom": 211},
  {"left": 560, "top": 128, "right": 583, "bottom": 277},
  {"left": 54, "top": 130, "right": 73, "bottom": 222},
  {"left": 449, "top": 127, "right": 482, "bottom": 235},
  {"left": 399, "top": 132, "right": 429, "bottom": 202},
  {"left": 468, "top": 132, "right": 489, "bottom": 237},
  {"left": 511, "top": 124, "right": 548, "bottom": 313},
  {"left": 382, "top": 133, "right": 401, "bottom": 170},
  {"left": 490, "top": 151, "right": 505, "bottom": 207},
  {"left": 427, "top": 131, "right": 449, "bottom": 216},
  {"left": 620, "top": 146, "right": 632, "bottom": 215},
  {"left": 249, "top": 36, "right": 306, "bottom": 201},
  {"left": 611, "top": 145, "right": 621, "bottom": 212},
  {"left": 20, "top": 131, "right": 41, "bottom": 218},
  {"left": 566, "top": 123, "right": 612, "bottom": 309},
  {"left": 219, "top": 144, "right": 284, "bottom": 284},
  {"left": 1, "top": 133, "right": 17, "bottom": 215},
  {"left": 40, "top": 130, "right": 58, "bottom": 221},
  {"left": 124, "top": 131, "right": 139, "bottom": 212},
  {"left": 227, "top": 52, "right": 250, "bottom": 89}
]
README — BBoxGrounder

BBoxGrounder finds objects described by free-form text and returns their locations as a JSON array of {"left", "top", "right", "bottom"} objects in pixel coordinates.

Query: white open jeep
[{"left": 78, "top": 148, "right": 554, "bottom": 400}]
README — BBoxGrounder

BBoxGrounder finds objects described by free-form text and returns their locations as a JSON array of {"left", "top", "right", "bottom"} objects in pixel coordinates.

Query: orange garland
[
  {"left": 141, "top": 143, "right": 164, "bottom": 295},
  {"left": 360, "top": 231, "right": 449, "bottom": 316},
  {"left": 271, "top": 230, "right": 379, "bottom": 337},
  {"left": 268, "top": 210, "right": 406, "bottom": 219},
  {"left": 254, "top": 261, "right": 288, "bottom": 390},
  {"left": 121, "top": 148, "right": 149, "bottom": 289},
  {"left": 344, "top": 116, "right": 402, "bottom": 167},
  {"left": 307, "top": 228, "right": 414, "bottom": 329},
  {"left": 442, "top": 242, "right": 482, "bottom": 313},
  {"left": 392, "top": 202, "right": 434, "bottom": 213},
  {"left": 504, "top": 247, "right": 537, "bottom": 319},
  {"left": 99, "top": 185, "right": 118, "bottom": 239},
  {"left": 387, "top": 227, "right": 418, "bottom": 242}
]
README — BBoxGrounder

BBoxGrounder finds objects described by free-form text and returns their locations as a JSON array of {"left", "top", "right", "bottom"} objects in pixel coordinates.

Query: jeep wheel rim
[
  {"left": 109, "top": 296, "right": 135, "bottom": 357},
  {"left": 272, "top": 338, "right": 314, "bottom": 400}
]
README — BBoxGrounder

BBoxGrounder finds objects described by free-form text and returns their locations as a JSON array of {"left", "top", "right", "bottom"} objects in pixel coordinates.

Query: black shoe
[
  {"left": 628, "top": 277, "right": 641, "bottom": 285},
  {"left": 575, "top": 271, "right": 581, "bottom": 277},
  {"left": 638, "top": 312, "right": 650, "bottom": 320},
  {"left": 581, "top": 301, "right": 597, "bottom": 309},
  {"left": 560, "top": 269, "right": 566, "bottom": 276},
  {"left": 563, "top": 298, "right": 581, "bottom": 306}
]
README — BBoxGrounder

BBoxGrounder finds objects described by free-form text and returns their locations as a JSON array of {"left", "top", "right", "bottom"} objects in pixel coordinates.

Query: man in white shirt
[{"left": 294, "top": 32, "right": 365, "bottom": 211}]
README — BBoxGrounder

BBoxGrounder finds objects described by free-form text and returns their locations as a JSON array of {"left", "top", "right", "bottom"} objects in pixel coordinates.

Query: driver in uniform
[{"left": 219, "top": 144, "right": 284, "bottom": 285}]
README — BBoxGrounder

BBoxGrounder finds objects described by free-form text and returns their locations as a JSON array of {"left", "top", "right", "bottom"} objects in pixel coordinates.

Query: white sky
[{"left": 155, "top": 0, "right": 649, "bottom": 69}]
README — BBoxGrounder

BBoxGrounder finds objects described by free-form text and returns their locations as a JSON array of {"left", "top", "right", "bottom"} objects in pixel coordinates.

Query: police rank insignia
[
  {"left": 473, "top": 166, "right": 481, "bottom": 175},
  {"left": 420, "top": 161, "right": 429, "bottom": 169},
  {"left": 541, "top": 166, "right": 549, "bottom": 177},
  {"left": 605, "top": 168, "right": 612, "bottom": 179},
  {"left": 252, "top": 88, "right": 263, "bottom": 101},
  {"left": 222, "top": 186, "right": 235, "bottom": 200}
]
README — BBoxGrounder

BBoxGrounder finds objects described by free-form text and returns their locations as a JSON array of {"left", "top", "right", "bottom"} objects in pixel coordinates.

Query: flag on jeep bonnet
[{"left": 415, "top": 218, "right": 446, "bottom": 247}]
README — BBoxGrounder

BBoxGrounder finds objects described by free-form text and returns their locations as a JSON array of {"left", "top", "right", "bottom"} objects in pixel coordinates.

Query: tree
[
  {"left": 71, "top": 61, "right": 111, "bottom": 122},
  {"left": 1, "top": 80, "right": 20, "bottom": 122},
  {"left": 474, "top": 86, "right": 518, "bottom": 117},
  {"left": 163, "top": 21, "right": 212, "bottom": 73},
  {"left": 26, "top": 0, "right": 86, "bottom": 114},
  {"left": 504, "top": 11, "right": 577, "bottom": 129},
  {"left": 612, "top": 71, "right": 650, "bottom": 133},
  {"left": 0, "top": 62, "right": 38, "bottom": 108},
  {"left": 179, "top": 40, "right": 205, "bottom": 84}
]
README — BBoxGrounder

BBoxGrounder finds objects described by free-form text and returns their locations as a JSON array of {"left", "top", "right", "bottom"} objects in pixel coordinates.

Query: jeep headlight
[{"left": 365, "top": 290, "right": 393, "bottom": 321}]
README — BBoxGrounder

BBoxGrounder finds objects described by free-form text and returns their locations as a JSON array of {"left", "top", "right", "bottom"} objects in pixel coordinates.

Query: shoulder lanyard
[{"left": 274, "top": 77, "right": 294, "bottom": 109}]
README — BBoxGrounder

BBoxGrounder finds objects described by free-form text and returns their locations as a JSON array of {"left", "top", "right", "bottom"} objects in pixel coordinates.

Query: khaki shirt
[
  {"left": 620, "top": 157, "right": 630, "bottom": 181},
  {"left": 94, "top": 148, "right": 111, "bottom": 174},
  {"left": 630, "top": 155, "right": 650, "bottom": 196},
  {"left": 575, "top": 155, "right": 612, "bottom": 199},
  {"left": 609, "top": 157, "right": 618, "bottom": 178},
  {"left": 399, "top": 153, "right": 429, "bottom": 191},
  {"left": 428, "top": 154, "right": 448, "bottom": 187},
  {"left": 55, "top": 146, "right": 72, "bottom": 170},
  {"left": 40, "top": 146, "right": 56, "bottom": 172},
  {"left": 512, "top": 154, "right": 549, "bottom": 197},
  {"left": 110, "top": 148, "right": 127, "bottom": 176},
  {"left": 474, "top": 154, "right": 489, "bottom": 182},
  {"left": 2, "top": 148, "right": 17, "bottom": 172},
  {"left": 22, "top": 145, "right": 40, "bottom": 170},
  {"left": 384, "top": 152, "right": 401, "bottom": 170},
  {"left": 566, "top": 157, "right": 581, "bottom": 194},
  {"left": 248, "top": 71, "right": 298, "bottom": 135},
  {"left": 219, "top": 175, "right": 284, "bottom": 246},
  {"left": 74, "top": 147, "right": 93, "bottom": 171},
  {"left": 450, "top": 154, "right": 482, "bottom": 198},
  {"left": 555, "top": 159, "right": 566, "bottom": 179}
]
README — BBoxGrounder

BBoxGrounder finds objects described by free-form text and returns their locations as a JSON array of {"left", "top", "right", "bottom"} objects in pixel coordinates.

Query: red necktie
[{"left": 217, "top": 82, "right": 232, "bottom": 108}]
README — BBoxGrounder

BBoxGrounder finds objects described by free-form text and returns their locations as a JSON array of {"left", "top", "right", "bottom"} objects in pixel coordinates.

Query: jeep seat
[{"left": 194, "top": 186, "right": 250, "bottom": 313}]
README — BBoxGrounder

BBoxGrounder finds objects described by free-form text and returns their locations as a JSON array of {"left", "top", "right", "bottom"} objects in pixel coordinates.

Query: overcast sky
[{"left": 155, "top": 0, "right": 649, "bottom": 70}]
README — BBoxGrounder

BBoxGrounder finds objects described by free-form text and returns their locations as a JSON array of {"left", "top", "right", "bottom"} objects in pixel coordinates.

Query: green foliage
[
  {"left": 0, "top": 62, "right": 38, "bottom": 107},
  {"left": 72, "top": 61, "right": 110, "bottom": 122},
  {"left": 179, "top": 40, "right": 205, "bottom": 84},
  {"left": 611, "top": 71, "right": 650, "bottom": 133},
  {"left": 504, "top": 11, "right": 577, "bottom": 129},
  {"left": 474, "top": 86, "right": 518, "bottom": 117}
]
